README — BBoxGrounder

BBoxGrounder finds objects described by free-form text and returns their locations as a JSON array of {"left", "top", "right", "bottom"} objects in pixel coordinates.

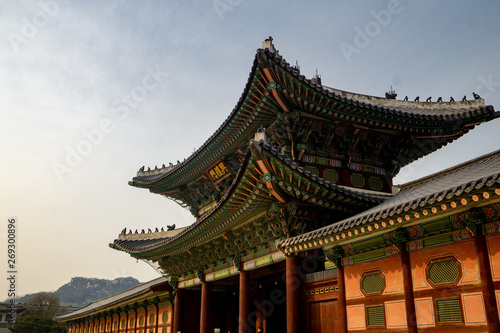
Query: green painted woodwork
[
  {"left": 428, "top": 258, "right": 460, "bottom": 285},
  {"left": 130, "top": 49, "right": 493, "bottom": 215},
  {"left": 435, "top": 299, "right": 462, "bottom": 323},
  {"left": 366, "top": 305, "right": 385, "bottom": 327},
  {"left": 348, "top": 235, "right": 386, "bottom": 254},
  {"left": 125, "top": 144, "right": 380, "bottom": 277},
  {"left": 121, "top": 49, "right": 497, "bottom": 279},
  {"left": 361, "top": 271, "right": 385, "bottom": 294}
]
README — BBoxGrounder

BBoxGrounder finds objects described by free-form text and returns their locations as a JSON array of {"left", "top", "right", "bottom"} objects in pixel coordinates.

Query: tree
[
  {"left": 10, "top": 292, "right": 66, "bottom": 333},
  {"left": 9, "top": 310, "right": 66, "bottom": 333},
  {"left": 26, "top": 292, "right": 61, "bottom": 316}
]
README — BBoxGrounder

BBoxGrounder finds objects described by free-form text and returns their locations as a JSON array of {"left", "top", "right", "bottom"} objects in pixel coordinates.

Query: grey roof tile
[{"left": 281, "top": 149, "right": 500, "bottom": 247}]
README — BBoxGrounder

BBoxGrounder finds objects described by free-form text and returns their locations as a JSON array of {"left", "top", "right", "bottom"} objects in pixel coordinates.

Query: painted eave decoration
[{"left": 280, "top": 149, "right": 500, "bottom": 256}]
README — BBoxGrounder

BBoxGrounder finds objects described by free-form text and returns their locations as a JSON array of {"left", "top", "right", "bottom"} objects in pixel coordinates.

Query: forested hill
[{"left": 16, "top": 277, "right": 141, "bottom": 306}]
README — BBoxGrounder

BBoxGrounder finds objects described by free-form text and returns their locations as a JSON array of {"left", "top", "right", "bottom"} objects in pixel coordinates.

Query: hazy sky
[{"left": 1, "top": 0, "right": 499, "bottom": 297}]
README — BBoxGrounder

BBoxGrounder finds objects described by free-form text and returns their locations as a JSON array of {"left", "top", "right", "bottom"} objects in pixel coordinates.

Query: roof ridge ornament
[
  {"left": 262, "top": 36, "right": 278, "bottom": 55},
  {"left": 311, "top": 69, "right": 322, "bottom": 86},
  {"left": 385, "top": 86, "right": 397, "bottom": 99},
  {"left": 254, "top": 127, "right": 269, "bottom": 144}
]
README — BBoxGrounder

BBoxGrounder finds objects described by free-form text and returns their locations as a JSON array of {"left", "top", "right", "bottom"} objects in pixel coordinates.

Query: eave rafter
[
  {"left": 130, "top": 156, "right": 275, "bottom": 260},
  {"left": 115, "top": 43, "right": 499, "bottom": 280}
]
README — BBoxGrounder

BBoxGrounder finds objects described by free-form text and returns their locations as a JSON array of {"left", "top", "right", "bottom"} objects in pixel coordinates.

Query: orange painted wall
[
  {"left": 344, "top": 255, "right": 405, "bottom": 330},
  {"left": 105, "top": 317, "right": 112, "bottom": 332},
  {"left": 119, "top": 313, "right": 128, "bottom": 331},
  {"left": 462, "top": 292, "right": 487, "bottom": 325},
  {"left": 158, "top": 304, "right": 173, "bottom": 333},
  {"left": 111, "top": 316, "right": 119, "bottom": 332},
  {"left": 346, "top": 304, "right": 365, "bottom": 331},
  {"left": 99, "top": 318, "right": 105, "bottom": 332},
  {"left": 410, "top": 239, "right": 489, "bottom": 329},
  {"left": 486, "top": 233, "right": 500, "bottom": 321},
  {"left": 146, "top": 307, "right": 158, "bottom": 333},
  {"left": 136, "top": 309, "right": 146, "bottom": 331},
  {"left": 487, "top": 233, "right": 500, "bottom": 281},
  {"left": 344, "top": 255, "right": 404, "bottom": 300},
  {"left": 410, "top": 240, "right": 479, "bottom": 291},
  {"left": 127, "top": 312, "right": 136, "bottom": 332}
]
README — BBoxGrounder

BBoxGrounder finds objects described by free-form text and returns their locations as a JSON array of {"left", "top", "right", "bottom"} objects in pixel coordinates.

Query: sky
[{"left": 1, "top": 0, "right": 499, "bottom": 297}]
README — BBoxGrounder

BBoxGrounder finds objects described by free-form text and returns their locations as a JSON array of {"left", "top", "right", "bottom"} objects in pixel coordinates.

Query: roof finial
[
  {"left": 294, "top": 60, "right": 300, "bottom": 71},
  {"left": 311, "top": 69, "right": 322, "bottom": 86},
  {"left": 385, "top": 86, "right": 397, "bottom": 99},
  {"left": 262, "top": 36, "right": 277, "bottom": 54}
]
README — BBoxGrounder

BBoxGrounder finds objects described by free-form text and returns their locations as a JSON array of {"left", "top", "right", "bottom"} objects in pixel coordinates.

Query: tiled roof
[
  {"left": 258, "top": 141, "right": 385, "bottom": 205},
  {"left": 280, "top": 149, "right": 500, "bottom": 247},
  {"left": 111, "top": 141, "right": 385, "bottom": 255},
  {"left": 323, "top": 86, "right": 491, "bottom": 117},
  {"left": 130, "top": 46, "right": 499, "bottom": 188},
  {"left": 55, "top": 277, "right": 169, "bottom": 320}
]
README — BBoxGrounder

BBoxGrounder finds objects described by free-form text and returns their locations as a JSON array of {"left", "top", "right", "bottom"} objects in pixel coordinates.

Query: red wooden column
[
  {"left": 476, "top": 233, "right": 500, "bottom": 332},
  {"left": 286, "top": 256, "right": 299, "bottom": 333},
  {"left": 336, "top": 260, "right": 347, "bottom": 333},
  {"left": 200, "top": 281, "right": 210, "bottom": 333},
  {"left": 239, "top": 271, "right": 250, "bottom": 333},
  {"left": 173, "top": 289, "right": 183, "bottom": 333},
  {"left": 400, "top": 246, "right": 417, "bottom": 333}
]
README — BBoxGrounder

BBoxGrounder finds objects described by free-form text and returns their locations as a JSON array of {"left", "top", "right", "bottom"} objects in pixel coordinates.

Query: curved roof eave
[
  {"left": 280, "top": 149, "right": 500, "bottom": 248},
  {"left": 129, "top": 45, "right": 499, "bottom": 190},
  {"left": 111, "top": 140, "right": 388, "bottom": 256}
]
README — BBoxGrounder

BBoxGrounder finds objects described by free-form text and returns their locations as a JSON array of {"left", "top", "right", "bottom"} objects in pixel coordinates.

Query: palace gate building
[{"left": 57, "top": 39, "right": 500, "bottom": 333}]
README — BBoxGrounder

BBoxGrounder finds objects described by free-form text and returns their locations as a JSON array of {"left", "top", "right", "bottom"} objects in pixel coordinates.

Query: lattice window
[
  {"left": 149, "top": 314, "right": 155, "bottom": 324},
  {"left": 130, "top": 318, "right": 135, "bottom": 327},
  {"left": 436, "top": 298, "right": 462, "bottom": 323},
  {"left": 369, "top": 176, "right": 384, "bottom": 190},
  {"left": 323, "top": 169, "right": 338, "bottom": 183},
  {"left": 350, "top": 173, "right": 365, "bottom": 188},
  {"left": 162, "top": 312, "right": 168, "bottom": 323},
  {"left": 361, "top": 271, "right": 385, "bottom": 294},
  {"left": 121, "top": 319, "right": 126, "bottom": 328},
  {"left": 366, "top": 305, "right": 385, "bottom": 327},
  {"left": 427, "top": 258, "right": 460, "bottom": 285}
]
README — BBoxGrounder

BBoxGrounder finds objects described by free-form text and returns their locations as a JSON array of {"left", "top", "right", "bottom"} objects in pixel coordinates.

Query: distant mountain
[{"left": 16, "top": 277, "right": 141, "bottom": 306}]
